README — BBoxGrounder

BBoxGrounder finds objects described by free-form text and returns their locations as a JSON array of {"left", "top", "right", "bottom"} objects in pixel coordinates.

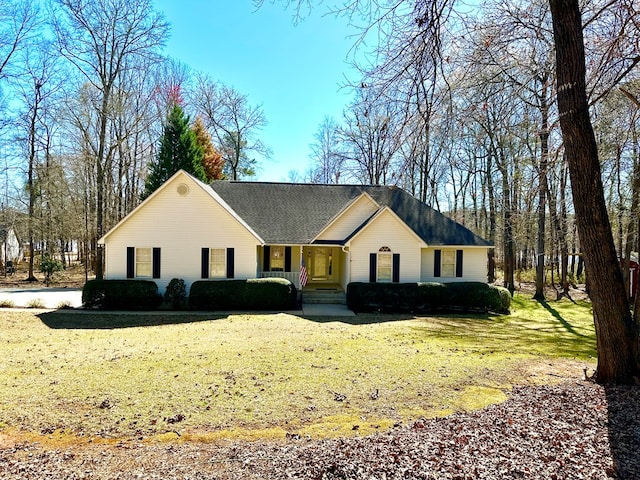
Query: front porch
[{"left": 258, "top": 245, "right": 348, "bottom": 303}]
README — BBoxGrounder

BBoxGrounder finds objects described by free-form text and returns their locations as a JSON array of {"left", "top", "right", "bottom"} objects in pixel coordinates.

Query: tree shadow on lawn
[
  {"left": 299, "top": 312, "right": 417, "bottom": 325},
  {"left": 606, "top": 384, "right": 640, "bottom": 478},
  {"left": 539, "top": 300, "right": 591, "bottom": 338},
  {"left": 37, "top": 310, "right": 229, "bottom": 329},
  {"left": 299, "top": 306, "right": 507, "bottom": 325},
  {"left": 395, "top": 308, "right": 596, "bottom": 359},
  {"left": 38, "top": 308, "right": 420, "bottom": 329}
]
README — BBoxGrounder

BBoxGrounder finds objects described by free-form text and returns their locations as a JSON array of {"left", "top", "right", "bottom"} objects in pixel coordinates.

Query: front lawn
[{"left": 0, "top": 294, "right": 595, "bottom": 446}]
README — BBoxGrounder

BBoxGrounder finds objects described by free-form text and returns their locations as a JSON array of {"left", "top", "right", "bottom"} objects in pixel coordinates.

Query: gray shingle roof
[{"left": 209, "top": 181, "right": 492, "bottom": 247}]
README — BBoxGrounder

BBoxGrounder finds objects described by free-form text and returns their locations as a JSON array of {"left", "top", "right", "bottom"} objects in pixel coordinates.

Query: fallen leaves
[
  {"left": 1, "top": 381, "right": 638, "bottom": 479},
  {"left": 164, "top": 414, "right": 185, "bottom": 424}
]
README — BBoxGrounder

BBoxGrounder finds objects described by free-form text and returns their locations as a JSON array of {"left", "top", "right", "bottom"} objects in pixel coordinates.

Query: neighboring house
[
  {"left": 0, "top": 226, "right": 22, "bottom": 266},
  {"left": 99, "top": 170, "right": 493, "bottom": 295}
]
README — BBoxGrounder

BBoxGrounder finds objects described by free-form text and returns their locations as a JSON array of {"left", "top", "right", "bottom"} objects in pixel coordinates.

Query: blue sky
[{"left": 154, "top": 0, "right": 360, "bottom": 181}]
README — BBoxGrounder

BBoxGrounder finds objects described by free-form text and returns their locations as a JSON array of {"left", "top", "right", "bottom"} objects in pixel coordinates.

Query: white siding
[
  {"left": 340, "top": 249, "right": 350, "bottom": 289},
  {"left": 420, "top": 247, "right": 489, "bottom": 283},
  {"left": 348, "top": 209, "right": 422, "bottom": 283},
  {"left": 316, "top": 194, "right": 378, "bottom": 241},
  {"left": 103, "top": 173, "right": 259, "bottom": 293}
]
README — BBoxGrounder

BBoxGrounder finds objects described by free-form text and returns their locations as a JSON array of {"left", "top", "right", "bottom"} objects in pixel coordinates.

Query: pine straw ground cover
[{"left": 1, "top": 293, "right": 635, "bottom": 478}]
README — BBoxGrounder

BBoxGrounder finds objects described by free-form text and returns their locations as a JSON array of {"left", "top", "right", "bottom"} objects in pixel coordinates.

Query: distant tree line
[
  {"left": 293, "top": 0, "right": 639, "bottom": 301},
  {"left": 0, "top": 0, "right": 268, "bottom": 280}
]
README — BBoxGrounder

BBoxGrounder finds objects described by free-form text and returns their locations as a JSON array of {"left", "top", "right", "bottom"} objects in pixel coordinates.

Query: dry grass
[
  {"left": 0, "top": 294, "right": 595, "bottom": 447},
  {"left": 0, "top": 262, "right": 90, "bottom": 288}
]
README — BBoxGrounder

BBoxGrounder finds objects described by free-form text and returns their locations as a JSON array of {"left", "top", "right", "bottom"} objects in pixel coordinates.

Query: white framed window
[
  {"left": 270, "top": 246, "right": 285, "bottom": 271},
  {"left": 136, "top": 247, "right": 152, "bottom": 278},
  {"left": 442, "top": 250, "right": 456, "bottom": 277},
  {"left": 209, "top": 248, "right": 226, "bottom": 278},
  {"left": 377, "top": 246, "right": 392, "bottom": 283}
]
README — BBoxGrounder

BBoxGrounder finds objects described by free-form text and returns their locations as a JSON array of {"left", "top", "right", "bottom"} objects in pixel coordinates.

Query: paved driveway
[
  {"left": 0, "top": 288, "right": 355, "bottom": 315},
  {"left": 0, "top": 287, "right": 83, "bottom": 309}
]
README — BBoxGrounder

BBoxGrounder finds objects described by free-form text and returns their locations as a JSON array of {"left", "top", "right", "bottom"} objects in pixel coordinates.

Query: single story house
[{"left": 99, "top": 170, "right": 493, "bottom": 297}]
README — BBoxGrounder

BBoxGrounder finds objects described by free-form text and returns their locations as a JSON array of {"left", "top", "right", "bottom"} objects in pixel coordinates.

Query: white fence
[{"left": 260, "top": 271, "right": 301, "bottom": 289}]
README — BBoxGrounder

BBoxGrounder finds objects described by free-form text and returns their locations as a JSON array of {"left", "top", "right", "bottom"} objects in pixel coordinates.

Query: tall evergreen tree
[{"left": 144, "top": 103, "right": 206, "bottom": 198}]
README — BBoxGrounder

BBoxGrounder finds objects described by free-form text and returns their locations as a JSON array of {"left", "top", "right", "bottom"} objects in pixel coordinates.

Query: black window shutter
[
  {"left": 226, "top": 248, "right": 235, "bottom": 278},
  {"left": 369, "top": 253, "right": 377, "bottom": 282},
  {"left": 263, "top": 246, "right": 270, "bottom": 272},
  {"left": 201, "top": 248, "right": 209, "bottom": 279},
  {"left": 284, "top": 246, "right": 292, "bottom": 272},
  {"left": 456, "top": 250, "right": 464, "bottom": 278},
  {"left": 392, "top": 254, "right": 400, "bottom": 283},
  {"left": 126, "top": 247, "right": 135, "bottom": 278},
  {"left": 434, "top": 249, "right": 441, "bottom": 277},
  {"left": 152, "top": 248, "right": 161, "bottom": 279}
]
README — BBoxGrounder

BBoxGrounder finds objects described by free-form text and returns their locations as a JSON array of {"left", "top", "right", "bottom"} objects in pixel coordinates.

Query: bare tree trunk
[
  {"left": 26, "top": 81, "right": 42, "bottom": 282},
  {"left": 534, "top": 81, "right": 550, "bottom": 300},
  {"left": 487, "top": 153, "right": 497, "bottom": 283},
  {"left": 622, "top": 93, "right": 640, "bottom": 303},
  {"left": 550, "top": 0, "right": 638, "bottom": 383},
  {"left": 559, "top": 160, "right": 570, "bottom": 296},
  {"left": 498, "top": 149, "right": 515, "bottom": 294}
]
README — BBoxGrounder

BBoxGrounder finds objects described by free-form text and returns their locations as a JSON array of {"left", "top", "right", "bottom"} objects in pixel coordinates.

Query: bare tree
[
  {"left": 191, "top": 75, "right": 270, "bottom": 180},
  {"left": 12, "top": 36, "right": 65, "bottom": 281},
  {"left": 51, "top": 0, "right": 168, "bottom": 278},
  {"left": 0, "top": 0, "right": 39, "bottom": 82},
  {"left": 338, "top": 88, "right": 405, "bottom": 185},
  {"left": 309, "top": 116, "right": 344, "bottom": 183},
  {"left": 583, "top": 0, "right": 640, "bottom": 106},
  {"left": 592, "top": 85, "right": 639, "bottom": 297},
  {"left": 0, "top": 0, "right": 40, "bottom": 216}
]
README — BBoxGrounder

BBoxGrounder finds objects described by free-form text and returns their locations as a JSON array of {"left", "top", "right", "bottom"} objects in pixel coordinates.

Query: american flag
[{"left": 299, "top": 251, "right": 308, "bottom": 287}]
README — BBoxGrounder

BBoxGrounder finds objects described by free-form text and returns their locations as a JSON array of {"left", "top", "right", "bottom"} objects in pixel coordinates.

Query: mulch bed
[{"left": 1, "top": 381, "right": 638, "bottom": 479}]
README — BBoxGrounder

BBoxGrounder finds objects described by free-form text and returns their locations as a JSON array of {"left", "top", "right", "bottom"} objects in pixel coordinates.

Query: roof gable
[
  {"left": 314, "top": 192, "right": 379, "bottom": 242},
  {"left": 369, "top": 187, "right": 492, "bottom": 247},
  {"left": 346, "top": 206, "right": 427, "bottom": 246},
  {"left": 99, "top": 170, "right": 263, "bottom": 244}
]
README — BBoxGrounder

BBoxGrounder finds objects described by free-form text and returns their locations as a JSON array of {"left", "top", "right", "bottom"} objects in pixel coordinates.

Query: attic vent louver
[{"left": 177, "top": 183, "right": 189, "bottom": 196}]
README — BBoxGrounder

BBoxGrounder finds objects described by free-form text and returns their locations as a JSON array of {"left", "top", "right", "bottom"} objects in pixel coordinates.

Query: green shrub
[
  {"left": 82, "top": 279, "right": 162, "bottom": 310},
  {"left": 164, "top": 278, "right": 187, "bottom": 309},
  {"left": 40, "top": 253, "right": 63, "bottom": 285},
  {"left": 347, "top": 281, "right": 511, "bottom": 314},
  {"left": 415, "top": 282, "right": 453, "bottom": 311},
  {"left": 347, "top": 282, "right": 419, "bottom": 313},
  {"left": 495, "top": 285, "right": 512, "bottom": 313},
  {"left": 189, "top": 278, "right": 297, "bottom": 311},
  {"left": 438, "top": 282, "right": 511, "bottom": 313}
]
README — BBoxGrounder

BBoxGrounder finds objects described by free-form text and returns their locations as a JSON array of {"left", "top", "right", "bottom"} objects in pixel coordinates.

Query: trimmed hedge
[
  {"left": 189, "top": 278, "right": 297, "bottom": 311},
  {"left": 345, "top": 282, "right": 420, "bottom": 313},
  {"left": 347, "top": 281, "right": 511, "bottom": 314},
  {"left": 82, "top": 279, "right": 162, "bottom": 310}
]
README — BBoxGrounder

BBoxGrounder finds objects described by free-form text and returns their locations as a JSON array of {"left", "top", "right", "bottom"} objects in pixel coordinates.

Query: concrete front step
[{"left": 302, "top": 289, "right": 347, "bottom": 305}]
